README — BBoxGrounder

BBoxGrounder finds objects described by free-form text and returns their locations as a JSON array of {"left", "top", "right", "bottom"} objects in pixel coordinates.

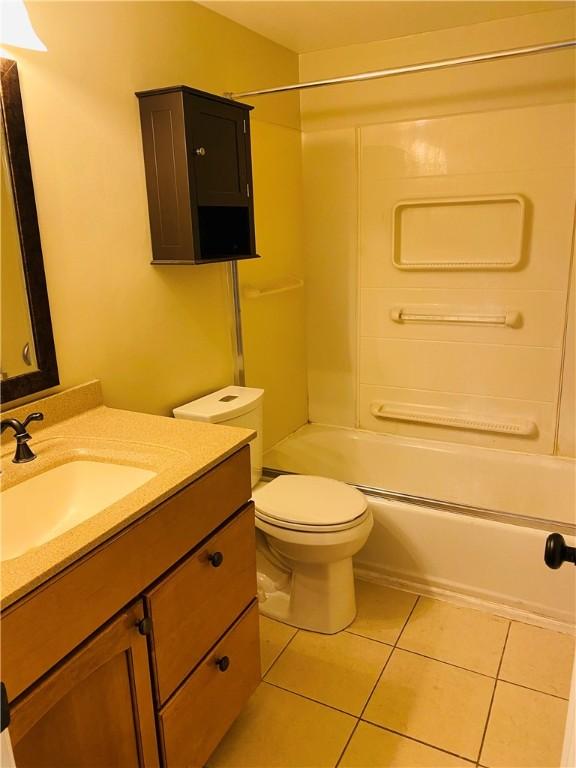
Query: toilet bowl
[
  {"left": 173, "top": 386, "right": 373, "bottom": 634},
  {"left": 254, "top": 474, "right": 373, "bottom": 633}
]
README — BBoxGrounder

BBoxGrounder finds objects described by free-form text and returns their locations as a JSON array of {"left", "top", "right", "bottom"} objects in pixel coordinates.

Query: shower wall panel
[
  {"left": 303, "top": 129, "right": 358, "bottom": 428},
  {"left": 301, "top": 7, "right": 576, "bottom": 455},
  {"left": 357, "top": 102, "right": 575, "bottom": 453},
  {"left": 557, "top": 266, "right": 575, "bottom": 457}
]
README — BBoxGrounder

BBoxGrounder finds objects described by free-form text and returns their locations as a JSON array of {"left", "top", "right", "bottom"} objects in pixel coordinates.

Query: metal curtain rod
[{"left": 225, "top": 39, "right": 575, "bottom": 99}]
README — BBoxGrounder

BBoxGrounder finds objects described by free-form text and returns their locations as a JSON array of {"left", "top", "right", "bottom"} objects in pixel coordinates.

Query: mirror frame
[{"left": 1, "top": 58, "right": 58, "bottom": 402}]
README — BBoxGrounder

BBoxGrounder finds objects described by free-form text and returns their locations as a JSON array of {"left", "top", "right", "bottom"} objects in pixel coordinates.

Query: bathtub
[{"left": 265, "top": 423, "right": 576, "bottom": 629}]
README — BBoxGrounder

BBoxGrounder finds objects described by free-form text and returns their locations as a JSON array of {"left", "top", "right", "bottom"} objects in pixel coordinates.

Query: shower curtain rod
[{"left": 224, "top": 39, "right": 575, "bottom": 99}]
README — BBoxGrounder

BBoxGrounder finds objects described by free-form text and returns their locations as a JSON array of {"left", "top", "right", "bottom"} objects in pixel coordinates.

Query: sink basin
[{"left": 1, "top": 460, "right": 156, "bottom": 562}]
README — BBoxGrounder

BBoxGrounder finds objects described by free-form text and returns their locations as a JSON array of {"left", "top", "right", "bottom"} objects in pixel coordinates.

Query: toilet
[{"left": 173, "top": 386, "right": 373, "bottom": 634}]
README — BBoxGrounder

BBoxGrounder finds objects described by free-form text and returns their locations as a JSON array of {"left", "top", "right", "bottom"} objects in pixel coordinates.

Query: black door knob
[
  {"left": 545, "top": 533, "right": 576, "bottom": 569},
  {"left": 216, "top": 656, "right": 230, "bottom": 672},
  {"left": 208, "top": 551, "right": 224, "bottom": 568}
]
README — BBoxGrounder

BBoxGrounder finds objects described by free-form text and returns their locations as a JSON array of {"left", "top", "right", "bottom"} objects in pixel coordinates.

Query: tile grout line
[
  {"left": 348, "top": 623, "right": 573, "bottom": 697},
  {"left": 387, "top": 646, "right": 499, "bottom": 681},
  {"left": 263, "top": 679, "right": 358, "bottom": 718},
  {"left": 496, "top": 677, "right": 571, "bottom": 702},
  {"left": 359, "top": 721, "right": 478, "bottom": 764},
  {"left": 345, "top": 628, "right": 395, "bottom": 647},
  {"left": 334, "top": 720, "right": 361, "bottom": 768},
  {"left": 393, "top": 594, "right": 421, "bottom": 649},
  {"left": 261, "top": 597, "right": 423, "bottom": 716},
  {"left": 258, "top": 597, "right": 570, "bottom": 768},
  {"left": 476, "top": 620, "right": 512, "bottom": 765},
  {"left": 503, "top": 615, "right": 576, "bottom": 636},
  {"left": 261, "top": 627, "right": 300, "bottom": 678},
  {"left": 353, "top": 595, "right": 504, "bottom": 766},
  {"left": 260, "top": 677, "right": 481, "bottom": 768},
  {"left": 262, "top": 593, "right": 422, "bottom": 722},
  {"left": 357, "top": 594, "right": 421, "bottom": 721},
  {"left": 334, "top": 594, "right": 421, "bottom": 768}
]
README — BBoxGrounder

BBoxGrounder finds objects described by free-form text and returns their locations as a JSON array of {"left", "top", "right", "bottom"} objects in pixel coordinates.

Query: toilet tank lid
[
  {"left": 253, "top": 475, "right": 367, "bottom": 526},
  {"left": 173, "top": 385, "right": 264, "bottom": 423}
]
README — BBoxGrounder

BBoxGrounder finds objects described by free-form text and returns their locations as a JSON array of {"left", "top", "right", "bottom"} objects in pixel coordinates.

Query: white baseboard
[{"left": 354, "top": 563, "right": 576, "bottom": 636}]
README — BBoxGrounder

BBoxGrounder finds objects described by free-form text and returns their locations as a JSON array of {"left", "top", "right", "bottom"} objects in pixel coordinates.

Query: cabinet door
[
  {"left": 186, "top": 96, "right": 250, "bottom": 206},
  {"left": 9, "top": 603, "right": 158, "bottom": 768}
]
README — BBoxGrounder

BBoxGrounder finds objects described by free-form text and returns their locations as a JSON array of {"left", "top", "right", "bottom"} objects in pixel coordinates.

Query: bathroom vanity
[{"left": 1, "top": 383, "right": 260, "bottom": 767}]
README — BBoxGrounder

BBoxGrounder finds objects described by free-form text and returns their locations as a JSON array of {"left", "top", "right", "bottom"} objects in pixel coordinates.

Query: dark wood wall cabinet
[{"left": 136, "top": 86, "right": 259, "bottom": 265}]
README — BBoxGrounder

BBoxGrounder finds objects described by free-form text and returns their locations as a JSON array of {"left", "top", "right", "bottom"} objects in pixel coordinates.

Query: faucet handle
[{"left": 22, "top": 412, "right": 44, "bottom": 429}]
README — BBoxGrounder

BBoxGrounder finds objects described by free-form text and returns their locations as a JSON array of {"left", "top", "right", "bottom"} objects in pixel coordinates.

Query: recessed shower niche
[{"left": 392, "top": 195, "right": 526, "bottom": 270}]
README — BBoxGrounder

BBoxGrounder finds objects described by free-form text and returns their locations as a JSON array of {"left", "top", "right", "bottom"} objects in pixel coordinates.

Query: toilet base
[{"left": 256, "top": 547, "right": 357, "bottom": 634}]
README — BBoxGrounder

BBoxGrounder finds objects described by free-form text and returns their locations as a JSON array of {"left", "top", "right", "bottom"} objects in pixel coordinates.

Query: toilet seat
[{"left": 253, "top": 475, "right": 368, "bottom": 533}]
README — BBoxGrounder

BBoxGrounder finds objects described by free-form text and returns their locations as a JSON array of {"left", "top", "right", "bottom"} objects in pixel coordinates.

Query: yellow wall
[
  {"left": 301, "top": 7, "right": 576, "bottom": 455},
  {"left": 240, "top": 119, "right": 307, "bottom": 448},
  {"left": 9, "top": 1, "right": 307, "bottom": 447}
]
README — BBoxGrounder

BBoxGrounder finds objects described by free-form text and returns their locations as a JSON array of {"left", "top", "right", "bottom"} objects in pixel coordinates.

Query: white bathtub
[{"left": 265, "top": 423, "right": 576, "bottom": 628}]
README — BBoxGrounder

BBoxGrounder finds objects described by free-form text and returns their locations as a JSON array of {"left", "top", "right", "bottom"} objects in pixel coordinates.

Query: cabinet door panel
[
  {"left": 138, "top": 90, "right": 197, "bottom": 262},
  {"left": 187, "top": 98, "right": 248, "bottom": 206},
  {"left": 146, "top": 504, "right": 256, "bottom": 703},
  {"left": 10, "top": 604, "right": 158, "bottom": 768}
]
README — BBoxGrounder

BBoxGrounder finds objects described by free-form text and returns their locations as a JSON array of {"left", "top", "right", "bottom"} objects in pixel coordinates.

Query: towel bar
[{"left": 390, "top": 307, "right": 521, "bottom": 327}]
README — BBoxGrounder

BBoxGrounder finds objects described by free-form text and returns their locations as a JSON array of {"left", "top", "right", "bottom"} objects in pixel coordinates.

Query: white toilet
[{"left": 174, "top": 386, "right": 373, "bottom": 634}]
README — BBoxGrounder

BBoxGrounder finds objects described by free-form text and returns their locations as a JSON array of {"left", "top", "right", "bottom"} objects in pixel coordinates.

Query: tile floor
[{"left": 209, "top": 581, "right": 575, "bottom": 768}]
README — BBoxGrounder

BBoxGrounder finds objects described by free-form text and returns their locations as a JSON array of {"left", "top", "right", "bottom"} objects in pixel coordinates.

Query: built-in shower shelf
[
  {"left": 392, "top": 195, "right": 526, "bottom": 271},
  {"left": 370, "top": 401, "right": 537, "bottom": 436}
]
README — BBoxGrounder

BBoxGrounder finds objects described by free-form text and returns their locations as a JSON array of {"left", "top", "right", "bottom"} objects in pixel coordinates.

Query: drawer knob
[
  {"left": 216, "top": 656, "right": 230, "bottom": 672},
  {"left": 137, "top": 617, "right": 152, "bottom": 636},
  {"left": 195, "top": 147, "right": 206, "bottom": 157},
  {"left": 209, "top": 551, "right": 224, "bottom": 568}
]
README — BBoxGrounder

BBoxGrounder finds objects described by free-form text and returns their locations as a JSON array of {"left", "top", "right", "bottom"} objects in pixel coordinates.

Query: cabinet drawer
[
  {"left": 160, "top": 601, "right": 260, "bottom": 768},
  {"left": 146, "top": 505, "right": 256, "bottom": 704}
]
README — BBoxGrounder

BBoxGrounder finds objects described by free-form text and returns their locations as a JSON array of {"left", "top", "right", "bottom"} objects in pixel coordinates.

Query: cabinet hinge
[
  {"left": 243, "top": 119, "right": 247, "bottom": 134},
  {"left": 246, "top": 184, "right": 250, "bottom": 198}
]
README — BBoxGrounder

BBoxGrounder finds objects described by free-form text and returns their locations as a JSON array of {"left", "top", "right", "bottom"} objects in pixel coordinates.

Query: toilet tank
[{"left": 173, "top": 386, "right": 264, "bottom": 488}]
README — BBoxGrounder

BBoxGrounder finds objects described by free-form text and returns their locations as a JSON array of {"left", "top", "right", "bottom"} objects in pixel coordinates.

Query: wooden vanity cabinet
[
  {"left": 2, "top": 446, "right": 260, "bottom": 768},
  {"left": 136, "top": 86, "right": 258, "bottom": 265}
]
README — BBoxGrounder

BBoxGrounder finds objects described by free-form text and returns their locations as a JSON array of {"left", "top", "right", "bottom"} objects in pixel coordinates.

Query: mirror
[{"left": 1, "top": 58, "right": 58, "bottom": 402}]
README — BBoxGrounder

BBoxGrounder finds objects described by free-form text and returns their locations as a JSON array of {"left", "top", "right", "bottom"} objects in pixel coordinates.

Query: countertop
[{"left": 1, "top": 382, "right": 254, "bottom": 609}]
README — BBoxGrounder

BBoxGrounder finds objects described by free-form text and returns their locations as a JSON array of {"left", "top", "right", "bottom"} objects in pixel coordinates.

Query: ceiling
[{"left": 196, "top": 1, "right": 572, "bottom": 54}]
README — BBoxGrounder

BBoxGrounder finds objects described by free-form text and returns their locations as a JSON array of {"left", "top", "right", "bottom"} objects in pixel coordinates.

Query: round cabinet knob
[
  {"left": 208, "top": 551, "right": 224, "bottom": 568},
  {"left": 216, "top": 656, "right": 230, "bottom": 672},
  {"left": 137, "top": 617, "right": 152, "bottom": 636},
  {"left": 195, "top": 147, "right": 206, "bottom": 156}
]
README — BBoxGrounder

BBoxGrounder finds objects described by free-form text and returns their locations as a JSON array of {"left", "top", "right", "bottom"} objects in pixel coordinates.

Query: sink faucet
[{"left": 1, "top": 412, "right": 44, "bottom": 463}]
